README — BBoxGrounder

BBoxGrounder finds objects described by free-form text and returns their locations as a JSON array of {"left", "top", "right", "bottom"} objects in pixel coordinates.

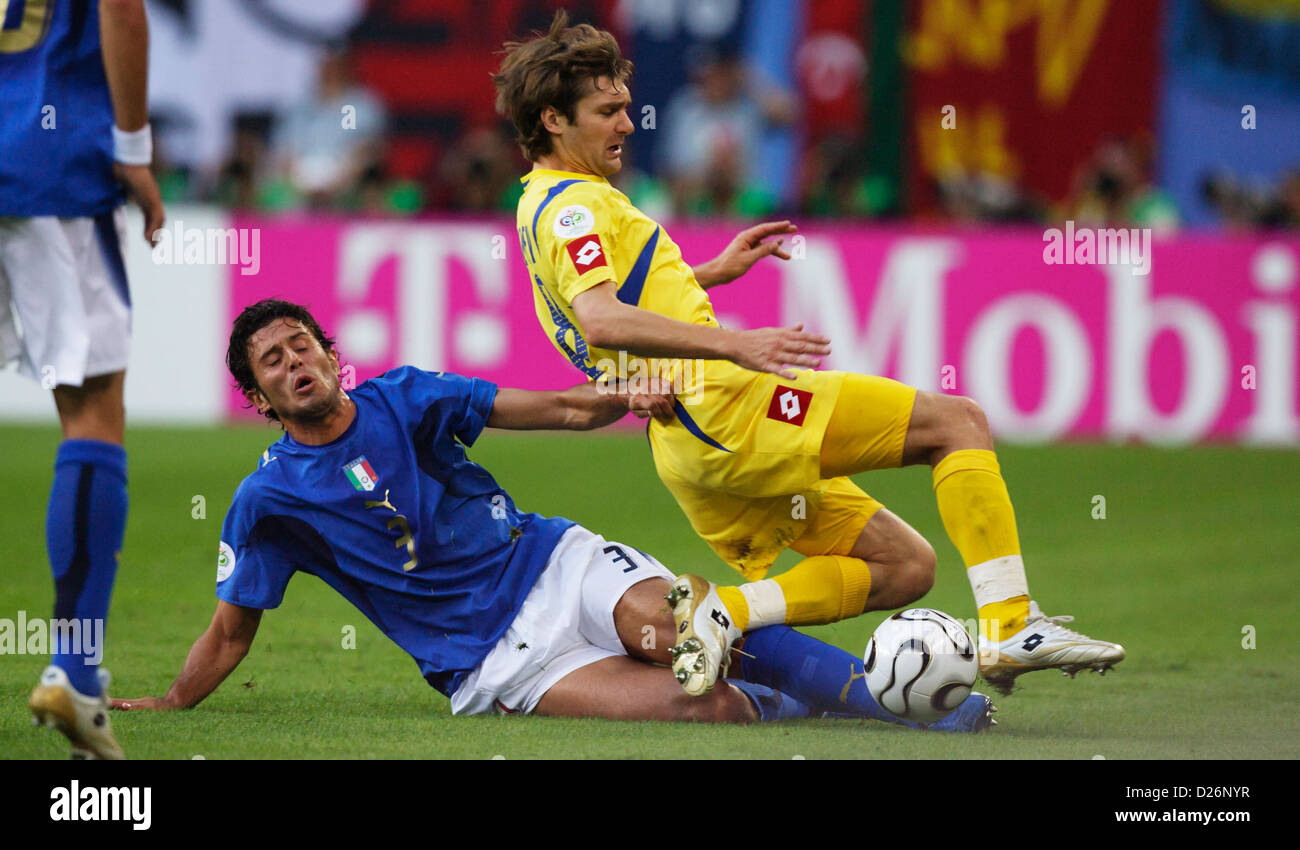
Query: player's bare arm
[
  {"left": 488, "top": 381, "right": 673, "bottom": 431},
  {"left": 99, "top": 0, "right": 164, "bottom": 244},
  {"left": 572, "top": 281, "right": 830, "bottom": 378},
  {"left": 111, "top": 601, "right": 262, "bottom": 711},
  {"left": 692, "top": 220, "right": 798, "bottom": 289}
]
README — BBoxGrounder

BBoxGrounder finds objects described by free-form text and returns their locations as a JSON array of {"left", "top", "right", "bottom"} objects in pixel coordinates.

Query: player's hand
[
  {"left": 626, "top": 379, "right": 676, "bottom": 422},
  {"left": 704, "top": 220, "right": 798, "bottom": 287},
  {"left": 730, "top": 324, "right": 830, "bottom": 379},
  {"left": 110, "top": 696, "right": 171, "bottom": 711},
  {"left": 113, "top": 162, "right": 165, "bottom": 246}
]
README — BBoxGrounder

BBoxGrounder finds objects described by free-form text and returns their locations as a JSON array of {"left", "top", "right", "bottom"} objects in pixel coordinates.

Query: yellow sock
[
  {"left": 716, "top": 555, "right": 873, "bottom": 631},
  {"left": 715, "top": 585, "right": 752, "bottom": 631},
  {"left": 932, "top": 449, "right": 1030, "bottom": 636}
]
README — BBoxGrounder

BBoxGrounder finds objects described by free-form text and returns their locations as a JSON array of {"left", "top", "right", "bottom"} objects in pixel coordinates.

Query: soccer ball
[{"left": 864, "top": 608, "right": 978, "bottom": 724}]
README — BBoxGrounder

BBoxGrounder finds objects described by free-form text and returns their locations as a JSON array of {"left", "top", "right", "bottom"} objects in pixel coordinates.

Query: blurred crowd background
[{"left": 144, "top": 0, "right": 1300, "bottom": 229}]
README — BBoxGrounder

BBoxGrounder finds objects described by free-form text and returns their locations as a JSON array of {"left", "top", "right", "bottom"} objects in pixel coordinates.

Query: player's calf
[
  {"left": 533, "top": 656, "right": 761, "bottom": 722},
  {"left": 843, "top": 507, "right": 937, "bottom": 612},
  {"left": 686, "top": 682, "right": 761, "bottom": 723},
  {"left": 859, "top": 540, "right": 936, "bottom": 611}
]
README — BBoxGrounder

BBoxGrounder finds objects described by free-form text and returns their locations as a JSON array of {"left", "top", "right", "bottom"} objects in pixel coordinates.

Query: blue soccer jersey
[
  {"left": 216, "top": 367, "right": 575, "bottom": 697},
  {"left": 0, "top": 1, "right": 121, "bottom": 215}
]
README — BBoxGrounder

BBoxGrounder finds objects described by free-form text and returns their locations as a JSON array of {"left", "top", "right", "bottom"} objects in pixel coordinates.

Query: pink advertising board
[{"left": 228, "top": 217, "right": 1300, "bottom": 445}]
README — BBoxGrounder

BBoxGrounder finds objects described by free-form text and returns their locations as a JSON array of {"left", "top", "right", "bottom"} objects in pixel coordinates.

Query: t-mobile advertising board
[{"left": 225, "top": 218, "right": 1298, "bottom": 446}]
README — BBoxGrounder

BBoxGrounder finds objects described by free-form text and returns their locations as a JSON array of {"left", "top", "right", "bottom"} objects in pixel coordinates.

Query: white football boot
[
  {"left": 665, "top": 575, "right": 743, "bottom": 696},
  {"left": 29, "top": 665, "right": 125, "bottom": 760},
  {"left": 979, "top": 601, "right": 1125, "bottom": 696}
]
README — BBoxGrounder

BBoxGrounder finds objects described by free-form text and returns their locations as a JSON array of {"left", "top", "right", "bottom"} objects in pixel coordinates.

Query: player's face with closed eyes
[{"left": 246, "top": 318, "right": 342, "bottom": 422}]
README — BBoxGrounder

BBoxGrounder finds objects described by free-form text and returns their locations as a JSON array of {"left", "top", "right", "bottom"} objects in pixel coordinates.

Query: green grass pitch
[{"left": 2, "top": 424, "right": 1297, "bottom": 759}]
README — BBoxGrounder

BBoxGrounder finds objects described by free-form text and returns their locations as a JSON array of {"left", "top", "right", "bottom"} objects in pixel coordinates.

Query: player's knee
[
  {"left": 52, "top": 373, "right": 126, "bottom": 442},
  {"left": 643, "top": 621, "right": 676, "bottom": 663},
  {"left": 614, "top": 579, "right": 675, "bottom": 662},
  {"left": 899, "top": 539, "right": 936, "bottom": 603},
  {"left": 951, "top": 395, "right": 991, "bottom": 442},
  {"left": 914, "top": 540, "right": 938, "bottom": 597}
]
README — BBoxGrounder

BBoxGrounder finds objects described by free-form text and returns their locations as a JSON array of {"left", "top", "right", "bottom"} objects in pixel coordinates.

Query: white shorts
[
  {"left": 0, "top": 208, "right": 131, "bottom": 387},
  {"left": 450, "top": 525, "right": 675, "bottom": 716}
]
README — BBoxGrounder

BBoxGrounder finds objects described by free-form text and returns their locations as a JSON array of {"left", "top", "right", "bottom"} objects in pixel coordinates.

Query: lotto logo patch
[
  {"left": 766, "top": 386, "right": 812, "bottom": 426},
  {"left": 566, "top": 234, "right": 607, "bottom": 271}
]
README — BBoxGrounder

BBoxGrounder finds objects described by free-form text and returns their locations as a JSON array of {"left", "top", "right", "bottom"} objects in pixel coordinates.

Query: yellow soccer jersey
[
  {"left": 517, "top": 166, "right": 869, "bottom": 578},
  {"left": 516, "top": 168, "right": 719, "bottom": 380},
  {"left": 517, "top": 163, "right": 842, "bottom": 479}
]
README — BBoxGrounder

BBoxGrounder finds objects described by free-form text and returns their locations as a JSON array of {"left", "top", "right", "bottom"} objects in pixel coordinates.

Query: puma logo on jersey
[
  {"left": 364, "top": 489, "right": 397, "bottom": 512},
  {"left": 565, "top": 234, "right": 607, "bottom": 271},
  {"left": 710, "top": 609, "right": 730, "bottom": 630},
  {"left": 766, "top": 386, "right": 812, "bottom": 426}
]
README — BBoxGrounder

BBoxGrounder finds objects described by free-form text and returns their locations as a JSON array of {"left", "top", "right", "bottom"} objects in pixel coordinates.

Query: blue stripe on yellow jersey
[{"left": 515, "top": 168, "right": 720, "bottom": 381}]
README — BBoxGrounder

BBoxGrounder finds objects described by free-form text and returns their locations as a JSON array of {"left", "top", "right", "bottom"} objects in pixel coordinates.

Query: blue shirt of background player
[
  {"left": 216, "top": 367, "right": 575, "bottom": 698},
  {"left": 0, "top": 1, "right": 122, "bottom": 216}
]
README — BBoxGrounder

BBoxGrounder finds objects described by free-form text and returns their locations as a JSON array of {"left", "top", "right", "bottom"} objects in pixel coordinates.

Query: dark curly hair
[
  {"left": 227, "top": 298, "right": 337, "bottom": 422},
  {"left": 492, "top": 9, "right": 633, "bottom": 161}
]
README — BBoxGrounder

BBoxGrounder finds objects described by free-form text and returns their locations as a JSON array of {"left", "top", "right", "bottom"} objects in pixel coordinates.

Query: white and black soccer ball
[{"left": 864, "top": 608, "right": 978, "bottom": 724}]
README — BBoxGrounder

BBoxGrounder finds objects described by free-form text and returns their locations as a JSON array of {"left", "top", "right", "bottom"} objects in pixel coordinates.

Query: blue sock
[
  {"left": 739, "top": 625, "right": 902, "bottom": 723},
  {"left": 727, "top": 679, "right": 811, "bottom": 722},
  {"left": 740, "top": 626, "right": 992, "bottom": 730},
  {"left": 47, "top": 439, "right": 127, "bottom": 697}
]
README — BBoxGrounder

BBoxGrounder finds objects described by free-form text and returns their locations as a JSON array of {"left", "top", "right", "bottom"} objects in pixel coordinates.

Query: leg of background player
[{"left": 46, "top": 371, "right": 128, "bottom": 697}]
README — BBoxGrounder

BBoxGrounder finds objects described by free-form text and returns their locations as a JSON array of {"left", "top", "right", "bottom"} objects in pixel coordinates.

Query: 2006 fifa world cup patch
[
  {"left": 566, "top": 234, "right": 608, "bottom": 272},
  {"left": 766, "top": 386, "right": 812, "bottom": 426},
  {"left": 217, "top": 541, "right": 236, "bottom": 582},
  {"left": 553, "top": 203, "right": 594, "bottom": 238}
]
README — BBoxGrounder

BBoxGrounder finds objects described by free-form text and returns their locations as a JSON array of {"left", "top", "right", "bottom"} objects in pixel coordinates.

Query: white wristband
[{"left": 112, "top": 123, "right": 153, "bottom": 166}]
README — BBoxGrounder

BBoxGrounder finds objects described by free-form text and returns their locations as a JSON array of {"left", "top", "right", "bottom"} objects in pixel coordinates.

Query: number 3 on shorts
[{"left": 602, "top": 544, "right": 639, "bottom": 574}]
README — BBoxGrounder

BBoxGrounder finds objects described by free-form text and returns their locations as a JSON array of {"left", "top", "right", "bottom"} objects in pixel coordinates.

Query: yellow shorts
[{"left": 651, "top": 371, "right": 917, "bottom": 580}]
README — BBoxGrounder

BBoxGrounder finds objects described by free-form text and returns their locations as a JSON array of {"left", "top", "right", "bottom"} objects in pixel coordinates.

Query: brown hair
[{"left": 493, "top": 9, "right": 633, "bottom": 161}]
